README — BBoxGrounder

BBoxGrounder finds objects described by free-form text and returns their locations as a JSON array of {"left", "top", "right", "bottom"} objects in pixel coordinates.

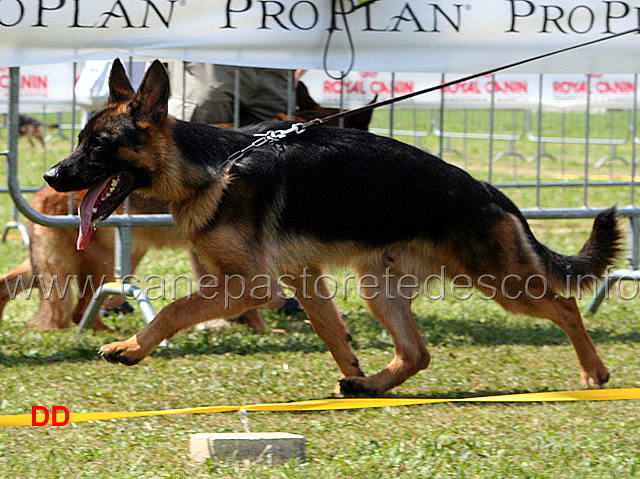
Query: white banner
[
  {"left": 74, "top": 60, "right": 149, "bottom": 108},
  {"left": 1, "top": 1, "right": 640, "bottom": 73},
  {"left": 2, "top": 64, "right": 636, "bottom": 113},
  {"left": 0, "top": 63, "right": 76, "bottom": 112},
  {"left": 301, "top": 71, "right": 638, "bottom": 111},
  {"left": 542, "top": 73, "right": 636, "bottom": 110}
]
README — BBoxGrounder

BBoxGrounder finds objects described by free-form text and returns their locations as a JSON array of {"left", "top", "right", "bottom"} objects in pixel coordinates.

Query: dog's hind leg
[
  {"left": 26, "top": 129, "right": 36, "bottom": 148},
  {"left": 234, "top": 309, "right": 266, "bottom": 334},
  {"left": 26, "top": 222, "right": 79, "bottom": 329},
  {"left": 35, "top": 127, "right": 45, "bottom": 148},
  {"left": 27, "top": 278, "right": 75, "bottom": 329},
  {"left": 339, "top": 264, "right": 430, "bottom": 396},
  {"left": 492, "top": 277, "right": 609, "bottom": 387},
  {"left": 0, "top": 259, "right": 33, "bottom": 324},
  {"left": 281, "top": 266, "right": 365, "bottom": 387}
]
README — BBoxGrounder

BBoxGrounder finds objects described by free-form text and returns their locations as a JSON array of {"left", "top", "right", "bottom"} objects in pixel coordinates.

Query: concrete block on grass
[{"left": 190, "top": 432, "right": 306, "bottom": 464}]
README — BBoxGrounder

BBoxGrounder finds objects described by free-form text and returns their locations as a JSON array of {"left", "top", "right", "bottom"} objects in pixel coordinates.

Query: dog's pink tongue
[{"left": 77, "top": 178, "right": 110, "bottom": 250}]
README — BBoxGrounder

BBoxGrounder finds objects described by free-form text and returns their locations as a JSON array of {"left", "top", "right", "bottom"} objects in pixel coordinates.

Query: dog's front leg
[
  {"left": 98, "top": 274, "right": 273, "bottom": 365},
  {"left": 281, "top": 267, "right": 365, "bottom": 390}
]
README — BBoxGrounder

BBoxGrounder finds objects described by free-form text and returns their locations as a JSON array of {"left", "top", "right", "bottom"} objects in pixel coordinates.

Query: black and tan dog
[{"left": 43, "top": 59, "right": 621, "bottom": 396}]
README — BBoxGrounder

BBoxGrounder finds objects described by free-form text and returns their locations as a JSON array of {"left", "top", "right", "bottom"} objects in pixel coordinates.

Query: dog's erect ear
[
  {"left": 108, "top": 58, "right": 135, "bottom": 104},
  {"left": 131, "top": 60, "right": 170, "bottom": 125}
]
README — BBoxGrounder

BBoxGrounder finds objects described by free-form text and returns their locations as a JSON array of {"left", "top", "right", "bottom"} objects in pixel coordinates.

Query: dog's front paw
[
  {"left": 581, "top": 366, "right": 610, "bottom": 387},
  {"left": 98, "top": 340, "right": 143, "bottom": 366},
  {"left": 338, "top": 377, "right": 380, "bottom": 397}
]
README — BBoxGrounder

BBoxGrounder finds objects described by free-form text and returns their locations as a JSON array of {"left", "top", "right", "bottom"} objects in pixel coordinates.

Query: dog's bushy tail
[{"left": 533, "top": 207, "right": 622, "bottom": 293}]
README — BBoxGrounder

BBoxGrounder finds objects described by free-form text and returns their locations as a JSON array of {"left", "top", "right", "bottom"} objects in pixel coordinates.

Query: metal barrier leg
[
  {"left": 595, "top": 111, "right": 629, "bottom": 169},
  {"left": 76, "top": 281, "right": 167, "bottom": 346},
  {"left": 77, "top": 282, "right": 131, "bottom": 331},
  {"left": 584, "top": 269, "right": 640, "bottom": 315},
  {"left": 76, "top": 224, "right": 167, "bottom": 347},
  {"left": 594, "top": 152, "right": 628, "bottom": 169},
  {"left": 492, "top": 139, "right": 525, "bottom": 163},
  {"left": 1, "top": 220, "right": 30, "bottom": 247},
  {"left": 77, "top": 282, "right": 150, "bottom": 326},
  {"left": 585, "top": 216, "right": 640, "bottom": 314},
  {"left": 584, "top": 275, "right": 618, "bottom": 314},
  {"left": 1, "top": 179, "right": 30, "bottom": 247},
  {"left": 527, "top": 144, "right": 558, "bottom": 163}
]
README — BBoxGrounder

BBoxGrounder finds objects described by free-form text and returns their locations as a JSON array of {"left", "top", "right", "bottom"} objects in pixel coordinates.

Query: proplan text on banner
[{"left": 1, "top": 1, "right": 640, "bottom": 72}]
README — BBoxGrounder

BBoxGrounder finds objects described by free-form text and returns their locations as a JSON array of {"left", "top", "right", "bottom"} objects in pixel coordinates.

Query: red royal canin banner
[
  {"left": 0, "top": 63, "right": 76, "bottom": 112},
  {"left": 300, "top": 70, "right": 638, "bottom": 111}
]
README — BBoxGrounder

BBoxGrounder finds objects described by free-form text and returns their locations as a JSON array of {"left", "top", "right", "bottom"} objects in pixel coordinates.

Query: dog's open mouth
[{"left": 77, "top": 172, "right": 136, "bottom": 250}]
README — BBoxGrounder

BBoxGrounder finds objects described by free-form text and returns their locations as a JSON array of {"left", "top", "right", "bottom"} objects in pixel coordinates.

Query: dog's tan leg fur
[
  {"left": 339, "top": 264, "right": 430, "bottom": 396},
  {"left": 98, "top": 270, "right": 273, "bottom": 364},
  {"left": 491, "top": 279, "right": 608, "bottom": 387},
  {"left": 188, "top": 250, "right": 267, "bottom": 334},
  {"left": 26, "top": 224, "right": 77, "bottom": 329},
  {"left": 281, "top": 266, "right": 365, "bottom": 384},
  {"left": 0, "top": 259, "right": 32, "bottom": 323}
]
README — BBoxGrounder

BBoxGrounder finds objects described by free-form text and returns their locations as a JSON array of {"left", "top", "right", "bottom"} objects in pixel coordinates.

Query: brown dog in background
[
  {"left": 273, "top": 81, "right": 377, "bottom": 130},
  {"left": 0, "top": 185, "right": 270, "bottom": 332}
]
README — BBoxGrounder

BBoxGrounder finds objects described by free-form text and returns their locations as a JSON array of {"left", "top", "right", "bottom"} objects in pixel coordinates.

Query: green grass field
[{"left": 0, "top": 110, "right": 639, "bottom": 478}]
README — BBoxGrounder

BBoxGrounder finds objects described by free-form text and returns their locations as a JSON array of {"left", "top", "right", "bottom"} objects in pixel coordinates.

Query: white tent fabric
[{"left": 1, "top": 1, "right": 640, "bottom": 73}]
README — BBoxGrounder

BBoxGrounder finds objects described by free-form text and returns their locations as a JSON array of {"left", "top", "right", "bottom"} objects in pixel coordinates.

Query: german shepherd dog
[{"left": 44, "top": 59, "right": 621, "bottom": 396}]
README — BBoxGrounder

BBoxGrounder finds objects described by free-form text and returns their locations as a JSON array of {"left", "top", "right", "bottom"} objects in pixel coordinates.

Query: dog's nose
[{"left": 43, "top": 166, "right": 60, "bottom": 187}]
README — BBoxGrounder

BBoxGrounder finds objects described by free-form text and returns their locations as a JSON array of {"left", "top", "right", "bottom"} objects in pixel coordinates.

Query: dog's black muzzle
[
  {"left": 43, "top": 165, "right": 65, "bottom": 191},
  {"left": 43, "top": 164, "right": 84, "bottom": 193},
  {"left": 44, "top": 159, "right": 97, "bottom": 193}
]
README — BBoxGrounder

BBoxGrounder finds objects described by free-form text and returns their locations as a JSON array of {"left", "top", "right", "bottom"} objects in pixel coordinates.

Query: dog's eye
[
  {"left": 89, "top": 140, "right": 103, "bottom": 152},
  {"left": 83, "top": 137, "right": 107, "bottom": 158},
  {"left": 89, "top": 134, "right": 110, "bottom": 150}
]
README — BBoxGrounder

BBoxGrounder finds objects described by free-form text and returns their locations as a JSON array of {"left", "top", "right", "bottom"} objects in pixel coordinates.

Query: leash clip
[
  {"left": 223, "top": 122, "right": 307, "bottom": 168},
  {"left": 256, "top": 122, "right": 306, "bottom": 141}
]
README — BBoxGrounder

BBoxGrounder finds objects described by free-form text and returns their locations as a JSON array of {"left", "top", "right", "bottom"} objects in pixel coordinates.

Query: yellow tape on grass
[{"left": 2, "top": 388, "right": 639, "bottom": 427}]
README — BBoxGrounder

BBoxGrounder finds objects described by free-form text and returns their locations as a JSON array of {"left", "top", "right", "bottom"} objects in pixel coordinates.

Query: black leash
[
  {"left": 314, "top": 27, "right": 640, "bottom": 128},
  {"left": 224, "top": 27, "right": 640, "bottom": 168}
]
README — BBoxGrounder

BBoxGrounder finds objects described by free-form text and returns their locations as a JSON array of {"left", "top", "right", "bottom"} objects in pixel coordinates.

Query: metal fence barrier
[{"left": 5, "top": 66, "right": 175, "bottom": 330}]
